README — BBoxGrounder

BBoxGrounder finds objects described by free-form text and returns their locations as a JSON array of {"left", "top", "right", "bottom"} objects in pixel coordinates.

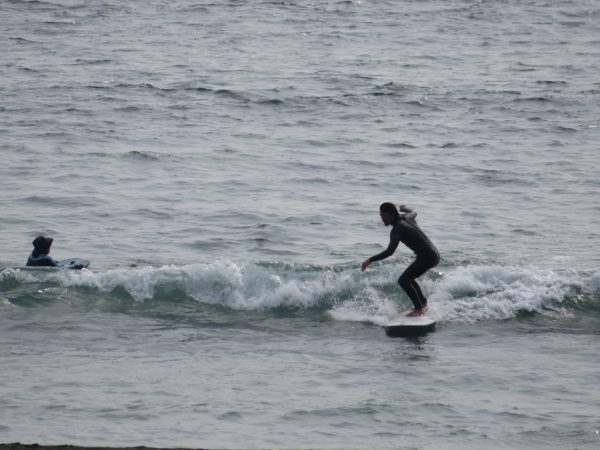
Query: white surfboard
[{"left": 384, "top": 313, "right": 436, "bottom": 337}]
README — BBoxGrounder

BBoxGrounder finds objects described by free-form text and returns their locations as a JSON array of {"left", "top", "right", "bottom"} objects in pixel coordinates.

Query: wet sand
[{"left": 1, "top": 445, "right": 206, "bottom": 450}]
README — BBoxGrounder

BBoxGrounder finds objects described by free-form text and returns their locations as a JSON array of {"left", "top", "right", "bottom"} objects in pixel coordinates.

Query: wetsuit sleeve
[
  {"left": 400, "top": 207, "right": 417, "bottom": 220},
  {"left": 369, "top": 233, "right": 401, "bottom": 263}
]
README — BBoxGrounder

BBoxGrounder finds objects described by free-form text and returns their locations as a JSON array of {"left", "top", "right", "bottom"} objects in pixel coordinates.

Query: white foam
[
  {"left": 0, "top": 267, "right": 18, "bottom": 281},
  {"left": 16, "top": 261, "right": 354, "bottom": 310},
  {"left": 324, "top": 264, "right": 587, "bottom": 324},
  {"left": 1, "top": 261, "right": 590, "bottom": 323},
  {"left": 328, "top": 283, "right": 398, "bottom": 326},
  {"left": 429, "top": 264, "right": 579, "bottom": 322},
  {"left": 588, "top": 271, "right": 600, "bottom": 292}
]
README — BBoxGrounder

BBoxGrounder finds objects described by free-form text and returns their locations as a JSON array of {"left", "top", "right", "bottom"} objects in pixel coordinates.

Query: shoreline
[{"left": 0, "top": 445, "right": 207, "bottom": 450}]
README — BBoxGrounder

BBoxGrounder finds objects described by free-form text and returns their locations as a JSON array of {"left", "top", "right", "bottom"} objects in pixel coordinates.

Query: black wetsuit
[
  {"left": 26, "top": 251, "right": 57, "bottom": 267},
  {"left": 369, "top": 208, "right": 439, "bottom": 309}
]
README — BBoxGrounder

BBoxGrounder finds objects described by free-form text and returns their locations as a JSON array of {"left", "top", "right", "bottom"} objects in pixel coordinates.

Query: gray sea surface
[{"left": 1, "top": 0, "right": 599, "bottom": 448}]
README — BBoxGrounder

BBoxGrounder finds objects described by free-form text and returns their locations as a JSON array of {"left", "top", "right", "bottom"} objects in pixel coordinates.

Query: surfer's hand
[
  {"left": 361, "top": 258, "right": 371, "bottom": 272},
  {"left": 399, "top": 204, "right": 408, "bottom": 212}
]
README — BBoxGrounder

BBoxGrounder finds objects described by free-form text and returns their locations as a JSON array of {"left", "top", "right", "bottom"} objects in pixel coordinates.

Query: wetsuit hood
[{"left": 32, "top": 236, "right": 53, "bottom": 254}]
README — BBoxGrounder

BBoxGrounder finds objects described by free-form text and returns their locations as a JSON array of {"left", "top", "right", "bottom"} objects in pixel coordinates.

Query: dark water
[{"left": 1, "top": 0, "right": 599, "bottom": 448}]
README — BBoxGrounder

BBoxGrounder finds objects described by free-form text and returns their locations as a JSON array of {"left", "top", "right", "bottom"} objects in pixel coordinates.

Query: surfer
[
  {"left": 361, "top": 203, "right": 439, "bottom": 316},
  {"left": 26, "top": 236, "right": 58, "bottom": 267}
]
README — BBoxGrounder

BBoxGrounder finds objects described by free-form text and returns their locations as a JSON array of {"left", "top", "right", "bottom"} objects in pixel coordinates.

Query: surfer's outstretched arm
[{"left": 361, "top": 234, "right": 401, "bottom": 271}]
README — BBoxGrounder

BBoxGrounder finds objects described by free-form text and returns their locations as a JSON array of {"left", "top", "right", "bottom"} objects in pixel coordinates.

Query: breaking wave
[{"left": 1, "top": 259, "right": 597, "bottom": 325}]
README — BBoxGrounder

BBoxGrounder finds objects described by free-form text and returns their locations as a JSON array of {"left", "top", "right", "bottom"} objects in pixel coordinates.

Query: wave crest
[{"left": 1, "top": 261, "right": 596, "bottom": 323}]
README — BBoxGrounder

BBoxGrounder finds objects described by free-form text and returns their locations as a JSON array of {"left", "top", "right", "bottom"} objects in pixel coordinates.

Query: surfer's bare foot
[{"left": 406, "top": 308, "right": 425, "bottom": 317}]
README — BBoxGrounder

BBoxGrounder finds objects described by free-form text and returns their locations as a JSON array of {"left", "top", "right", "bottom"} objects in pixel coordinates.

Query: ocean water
[{"left": 1, "top": 0, "right": 599, "bottom": 448}]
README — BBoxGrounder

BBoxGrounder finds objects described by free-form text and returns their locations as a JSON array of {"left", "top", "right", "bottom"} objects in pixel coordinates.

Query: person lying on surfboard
[
  {"left": 26, "top": 236, "right": 88, "bottom": 269},
  {"left": 26, "top": 236, "right": 58, "bottom": 267},
  {"left": 361, "top": 203, "right": 440, "bottom": 317}
]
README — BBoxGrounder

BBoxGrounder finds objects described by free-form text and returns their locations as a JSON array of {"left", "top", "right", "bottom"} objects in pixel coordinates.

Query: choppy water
[{"left": 1, "top": 0, "right": 599, "bottom": 448}]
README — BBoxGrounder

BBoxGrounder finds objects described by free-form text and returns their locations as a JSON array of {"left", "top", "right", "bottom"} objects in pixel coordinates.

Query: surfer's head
[
  {"left": 32, "top": 236, "right": 53, "bottom": 254},
  {"left": 379, "top": 202, "right": 398, "bottom": 226}
]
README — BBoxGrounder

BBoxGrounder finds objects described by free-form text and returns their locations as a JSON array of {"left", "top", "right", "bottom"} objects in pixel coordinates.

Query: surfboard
[
  {"left": 17, "top": 257, "right": 91, "bottom": 271},
  {"left": 56, "top": 257, "right": 90, "bottom": 269},
  {"left": 384, "top": 313, "right": 436, "bottom": 337}
]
